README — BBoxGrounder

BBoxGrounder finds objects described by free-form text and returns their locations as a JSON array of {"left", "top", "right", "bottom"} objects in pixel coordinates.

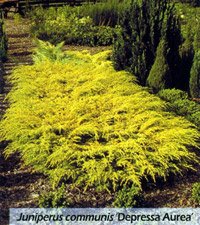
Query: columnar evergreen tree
[
  {"left": 189, "top": 26, "right": 200, "bottom": 98},
  {"left": 190, "top": 50, "right": 200, "bottom": 98},
  {"left": 193, "top": 25, "right": 200, "bottom": 51},
  {"left": 113, "top": 0, "right": 181, "bottom": 87},
  {"left": 147, "top": 38, "right": 172, "bottom": 92},
  {"left": 179, "top": 28, "right": 194, "bottom": 91},
  {"left": 162, "top": 6, "right": 182, "bottom": 89}
]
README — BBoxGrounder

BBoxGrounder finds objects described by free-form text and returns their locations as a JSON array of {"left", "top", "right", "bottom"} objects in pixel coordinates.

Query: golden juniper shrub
[{"left": 0, "top": 49, "right": 199, "bottom": 192}]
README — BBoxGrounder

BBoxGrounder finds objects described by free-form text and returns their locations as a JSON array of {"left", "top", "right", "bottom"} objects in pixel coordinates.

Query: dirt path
[{"left": 0, "top": 15, "right": 46, "bottom": 225}]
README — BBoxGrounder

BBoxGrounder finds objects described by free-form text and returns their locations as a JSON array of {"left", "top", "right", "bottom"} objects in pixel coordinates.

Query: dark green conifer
[
  {"left": 193, "top": 25, "right": 200, "bottom": 51},
  {"left": 163, "top": 6, "right": 182, "bottom": 89},
  {"left": 190, "top": 50, "right": 200, "bottom": 98},
  {"left": 179, "top": 27, "right": 194, "bottom": 91},
  {"left": 147, "top": 39, "right": 172, "bottom": 92},
  {"left": 113, "top": 0, "right": 181, "bottom": 87}
]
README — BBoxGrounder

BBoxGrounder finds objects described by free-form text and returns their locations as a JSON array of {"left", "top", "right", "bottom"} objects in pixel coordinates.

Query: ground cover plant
[{"left": 0, "top": 41, "right": 199, "bottom": 202}]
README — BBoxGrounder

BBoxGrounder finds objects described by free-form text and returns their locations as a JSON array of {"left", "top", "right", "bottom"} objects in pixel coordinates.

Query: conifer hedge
[
  {"left": 1, "top": 43, "right": 199, "bottom": 192},
  {"left": 113, "top": 0, "right": 181, "bottom": 88}
]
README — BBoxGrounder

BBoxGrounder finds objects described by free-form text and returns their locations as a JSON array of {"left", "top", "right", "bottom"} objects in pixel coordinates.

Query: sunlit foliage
[{"left": 1, "top": 42, "right": 199, "bottom": 192}]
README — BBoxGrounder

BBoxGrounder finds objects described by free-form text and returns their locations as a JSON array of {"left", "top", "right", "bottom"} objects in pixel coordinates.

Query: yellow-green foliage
[{"left": 0, "top": 49, "right": 199, "bottom": 192}]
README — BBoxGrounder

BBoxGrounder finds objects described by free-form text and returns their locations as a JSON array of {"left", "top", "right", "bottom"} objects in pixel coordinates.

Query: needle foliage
[{"left": 0, "top": 42, "right": 199, "bottom": 192}]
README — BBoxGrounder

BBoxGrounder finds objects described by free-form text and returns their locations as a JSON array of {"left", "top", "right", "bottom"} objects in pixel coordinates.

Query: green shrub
[
  {"left": 147, "top": 39, "right": 172, "bottom": 92},
  {"left": 39, "top": 184, "right": 71, "bottom": 207},
  {"left": 193, "top": 24, "right": 200, "bottom": 51},
  {"left": 158, "top": 88, "right": 188, "bottom": 102},
  {"left": 30, "top": 6, "right": 114, "bottom": 46},
  {"left": 191, "top": 183, "right": 200, "bottom": 204},
  {"left": 175, "top": 3, "right": 200, "bottom": 91},
  {"left": 1, "top": 42, "right": 199, "bottom": 193},
  {"left": 158, "top": 88, "right": 200, "bottom": 129},
  {"left": 179, "top": 27, "right": 194, "bottom": 91},
  {"left": 190, "top": 50, "right": 200, "bottom": 98},
  {"left": 113, "top": 185, "right": 143, "bottom": 207}
]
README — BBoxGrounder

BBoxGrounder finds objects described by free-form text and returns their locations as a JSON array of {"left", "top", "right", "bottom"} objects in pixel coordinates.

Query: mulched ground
[{"left": 0, "top": 12, "right": 199, "bottom": 225}]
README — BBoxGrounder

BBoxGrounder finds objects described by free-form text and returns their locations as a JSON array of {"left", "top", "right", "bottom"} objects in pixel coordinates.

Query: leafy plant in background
[
  {"left": 1, "top": 41, "right": 199, "bottom": 195},
  {"left": 29, "top": 6, "right": 115, "bottom": 46}
]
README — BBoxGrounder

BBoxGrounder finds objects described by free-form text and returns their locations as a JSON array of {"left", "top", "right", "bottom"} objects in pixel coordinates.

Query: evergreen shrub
[
  {"left": 113, "top": 185, "right": 143, "bottom": 207},
  {"left": 147, "top": 39, "right": 171, "bottom": 92},
  {"left": 158, "top": 88, "right": 200, "bottom": 129},
  {"left": 179, "top": 28, "right": 194, "bottom": 91},
  {"left": 39, "top": 184, "right": 71, "bottom": 207},
  {"left": 190, "top": 50, "right": 200, "bottom": 98},
  {"left": 1, "top": 42, "right": 199, "bottom": 192},
  {"left": 192, "top": 182, "right": 200, "bottom": 204}
]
